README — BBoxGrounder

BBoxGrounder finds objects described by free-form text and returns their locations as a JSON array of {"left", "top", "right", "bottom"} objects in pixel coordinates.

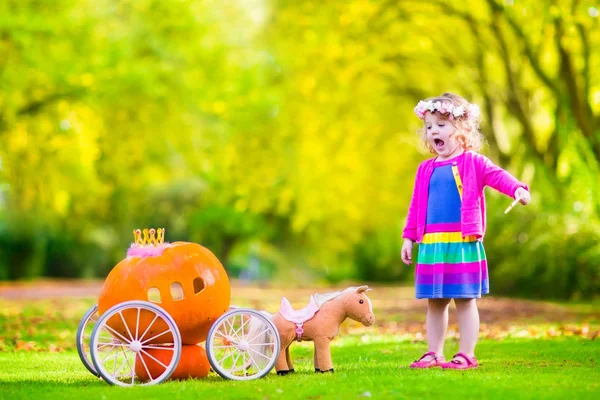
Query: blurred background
[{"left": 0, "top": 0, "right": 598, "bottom": 300}]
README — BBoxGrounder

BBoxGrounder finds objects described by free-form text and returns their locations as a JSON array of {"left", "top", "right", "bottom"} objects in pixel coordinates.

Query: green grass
[
  {"left": 1, "top": 284, "right": 600, "bottom": 399},
  {"left": 0, "top": 337, "right": 599, "bottom": 400}
]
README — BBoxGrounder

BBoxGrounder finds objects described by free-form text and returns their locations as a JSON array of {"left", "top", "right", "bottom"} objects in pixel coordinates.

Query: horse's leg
[
  {"left": 276, "top": 339, "right": 292, "bottom": 375},
  {"left": 273, "top": 317, "right": 294, "bottom": 375},
  {"left": 313, "top": 336, "right": 334, "bottom": 373},
  {"left": 313, "top": 343, "right": 320, "bottom": 372},
  {"left": 285, "top": 346, "right": 295, "bottom": 373}
]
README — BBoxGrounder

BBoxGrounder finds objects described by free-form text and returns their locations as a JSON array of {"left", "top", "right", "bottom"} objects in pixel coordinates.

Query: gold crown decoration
[{"left": 133, "top": 228, "right": 165, "bottom": 247}]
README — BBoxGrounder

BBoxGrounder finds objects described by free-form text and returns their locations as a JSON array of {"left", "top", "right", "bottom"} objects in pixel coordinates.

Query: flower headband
[{"left": 414, "top": 100, "right": 480, "bottom": 121}]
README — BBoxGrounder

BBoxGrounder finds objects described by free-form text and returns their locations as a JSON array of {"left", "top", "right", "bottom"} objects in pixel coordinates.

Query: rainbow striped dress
[{"left": 415, "top": 157, "right": 489, "bottom": 299}]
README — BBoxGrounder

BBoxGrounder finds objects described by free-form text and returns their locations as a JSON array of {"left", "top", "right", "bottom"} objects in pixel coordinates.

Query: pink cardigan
[{"left": 402, "top": 151, "right": 528, "bottom": 243}]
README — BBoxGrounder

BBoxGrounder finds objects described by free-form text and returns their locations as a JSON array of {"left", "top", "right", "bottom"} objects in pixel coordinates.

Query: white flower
[
  {"left": 468, "top": 104, "right": 480, "bottom": 120},
  {"left": 452, "top": 105, "right": 465, "bottom": 117}
]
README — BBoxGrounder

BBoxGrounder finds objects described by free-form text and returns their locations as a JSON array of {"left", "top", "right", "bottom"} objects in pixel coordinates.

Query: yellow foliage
[{"left": 0, "top": 0, "right": 599, "bottom": 285}]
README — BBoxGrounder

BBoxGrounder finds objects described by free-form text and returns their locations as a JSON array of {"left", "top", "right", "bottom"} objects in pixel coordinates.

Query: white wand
[{"left": 504, "top": 198, "right": 520, "bottom": 214}]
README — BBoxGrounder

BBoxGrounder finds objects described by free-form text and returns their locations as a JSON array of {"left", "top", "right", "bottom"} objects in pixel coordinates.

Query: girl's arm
[
  {"left": 479, "top": 155, "right": 529, "bottom": 198},
  {"left": 402, "top": 168, "right": 420, "bottom": 241}
]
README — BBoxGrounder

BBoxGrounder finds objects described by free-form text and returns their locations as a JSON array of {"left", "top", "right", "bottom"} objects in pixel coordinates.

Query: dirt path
[{"left": 2, "top": 279, "right": 597, "bottom": 326}]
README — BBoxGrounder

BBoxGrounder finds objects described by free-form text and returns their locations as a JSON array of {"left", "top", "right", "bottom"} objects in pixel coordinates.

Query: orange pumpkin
[
  {"left": 135, "top": 344, "right": 210, "bottom": 381},
  {"left": 98, "top": 240, "right": 231, "bottom": 345}
]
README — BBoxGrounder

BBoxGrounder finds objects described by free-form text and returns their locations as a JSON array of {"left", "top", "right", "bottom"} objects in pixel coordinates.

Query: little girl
[{"left": 401, "top": 93, "right": 531, "bottom": 370}]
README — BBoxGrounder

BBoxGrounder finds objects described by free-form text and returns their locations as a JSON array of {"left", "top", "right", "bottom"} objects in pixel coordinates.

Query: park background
[
  {"left": 1, "top": 1, "right": 599, "bottom": 399},
  {"left": 1, "top": 0, "right": 600, "bottom": 300}
]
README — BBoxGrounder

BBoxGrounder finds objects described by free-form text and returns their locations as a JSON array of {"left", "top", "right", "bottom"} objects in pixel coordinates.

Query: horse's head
[{"left": 342, "top": 286, "right": 375, "bottom": 327}]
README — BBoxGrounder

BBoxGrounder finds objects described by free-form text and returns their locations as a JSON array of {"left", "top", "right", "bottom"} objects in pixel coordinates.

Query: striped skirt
[{"left": 415, "top": 232, "right": 489, "bottom": 299}]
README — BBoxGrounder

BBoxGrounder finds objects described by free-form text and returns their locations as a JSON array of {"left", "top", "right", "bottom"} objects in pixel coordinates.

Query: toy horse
[{"left": 271, "top": 285, "right": 375, "bottom": 374}]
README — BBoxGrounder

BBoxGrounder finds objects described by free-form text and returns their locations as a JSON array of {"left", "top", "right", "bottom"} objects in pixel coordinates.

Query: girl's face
[{"left": 424, "top": 112, "right": 462, "bottom": 160}]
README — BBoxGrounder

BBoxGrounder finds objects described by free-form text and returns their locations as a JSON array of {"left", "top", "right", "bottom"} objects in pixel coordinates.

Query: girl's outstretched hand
[
  {"left": 401, "top": 238, "right": 414, "bottom": 265},
  {"left": 514, "top": 187, "right": 531, "bottom": 205}
]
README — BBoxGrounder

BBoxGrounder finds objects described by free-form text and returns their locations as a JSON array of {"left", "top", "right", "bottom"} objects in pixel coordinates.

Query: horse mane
[{"left": 312, "top": 286, "right": 357, "bottom": 308}]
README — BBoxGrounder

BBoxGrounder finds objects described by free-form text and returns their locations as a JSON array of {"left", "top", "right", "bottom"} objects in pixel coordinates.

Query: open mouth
[{"left": 434, "top": 138, "right": 445, "bottom": 149}]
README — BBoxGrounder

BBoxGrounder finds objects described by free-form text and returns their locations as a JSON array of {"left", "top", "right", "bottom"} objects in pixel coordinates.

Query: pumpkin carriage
[{"left": 76, "top": 229, "right": 281, "bottom": 386}]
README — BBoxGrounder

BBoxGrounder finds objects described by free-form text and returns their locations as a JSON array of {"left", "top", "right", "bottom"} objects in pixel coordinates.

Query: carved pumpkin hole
[
  {"left": 193, "top": 277, "right": 205, "bottom": 294},
  {"left": 171, "top": 282, "right": 184, "bottom": 301},
  {"left": 148, "top": 287, "right": 161, "bottom": 303}
]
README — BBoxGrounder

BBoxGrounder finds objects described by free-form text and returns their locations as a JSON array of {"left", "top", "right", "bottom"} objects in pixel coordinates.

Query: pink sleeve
[
  {"left": 402, "top": 167, "right": 420, "bottom": 241},
  {"left": 480, "top": 155, "right": 529, "bottom": 198}
]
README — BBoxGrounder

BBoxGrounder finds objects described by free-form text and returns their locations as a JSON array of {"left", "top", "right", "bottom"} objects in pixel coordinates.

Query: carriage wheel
[
  {"left": 76, "top": 304, "right": 100, "bottom": 377},
  {"left": 90, "top": 301, "right": 182, "bottom": 386},
  {"left": 206, "top": 308, "right": 280, "bottom": 381}
]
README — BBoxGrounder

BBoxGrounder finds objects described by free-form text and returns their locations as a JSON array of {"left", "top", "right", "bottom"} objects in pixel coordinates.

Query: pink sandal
[
  {"left": 410, "top": 351, "right": 445, "bottom": 369},
  {"left": 441, "top": 352, "right": 479, "bottom": 370}
]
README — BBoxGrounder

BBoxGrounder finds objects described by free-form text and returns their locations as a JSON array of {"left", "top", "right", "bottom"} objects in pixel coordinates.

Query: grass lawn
[
  {"left": 1, "top": 283, "right": 599, "bottom": 399},
  {"left": 0, "top": 337, "right": 598, "bottom": 400}
]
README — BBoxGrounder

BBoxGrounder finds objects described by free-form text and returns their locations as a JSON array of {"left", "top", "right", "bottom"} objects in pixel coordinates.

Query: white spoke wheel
[
  {"left": 76, "top": 304, "right": 100, "bottom": 377},
  {"left": 206, "top": 309, "right": 280, "bottom": 381},
  {"left": 90, "top": 301, "right": 182, "bottom": 386}
]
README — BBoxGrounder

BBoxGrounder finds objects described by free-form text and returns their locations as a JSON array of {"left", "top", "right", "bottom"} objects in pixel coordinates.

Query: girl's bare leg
[
  {"left": 424, "top": 298, "right": 451, "bottom": 359},
  {"left": 454, "top": 298, "right": 479, "bottom": 357}
]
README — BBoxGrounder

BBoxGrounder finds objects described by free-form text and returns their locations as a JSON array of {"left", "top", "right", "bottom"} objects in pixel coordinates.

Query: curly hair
[{"left": 417, "top": 92, "right": 486, "bottom": 154}]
